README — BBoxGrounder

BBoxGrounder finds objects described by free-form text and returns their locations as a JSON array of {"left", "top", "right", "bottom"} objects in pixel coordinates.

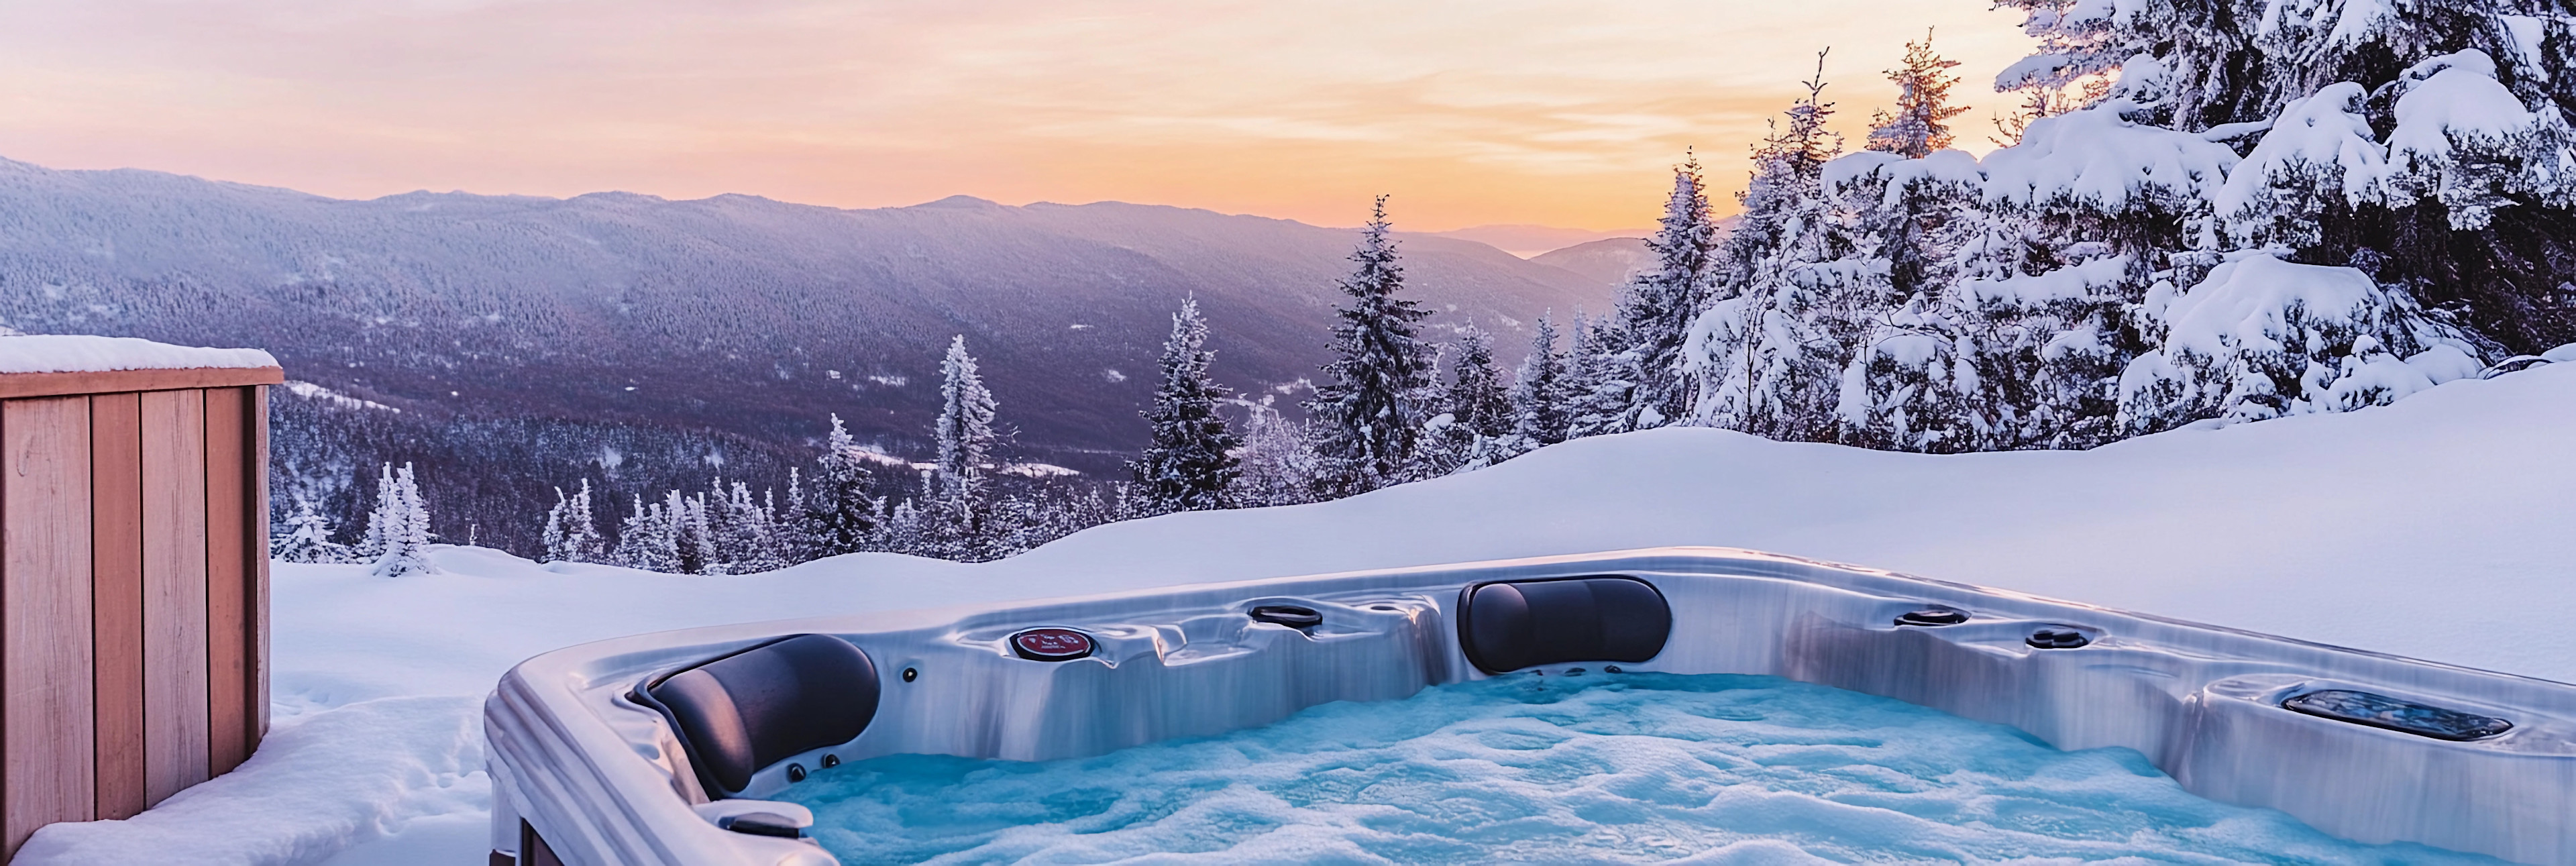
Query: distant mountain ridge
[
  {"left": 1530, "top": 238, "right": 1654, "bottom": 294},
  {"left": 0, "top": 156, "right": 1627, "bottom": 467},
  {"left": 1426, "top": 224, "right": 1650, "bottom": 258}
]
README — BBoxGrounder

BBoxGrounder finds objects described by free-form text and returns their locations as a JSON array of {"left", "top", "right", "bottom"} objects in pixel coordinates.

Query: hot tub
[{"left": 482, "top": 547, "right": 2576, "bottom": 865}]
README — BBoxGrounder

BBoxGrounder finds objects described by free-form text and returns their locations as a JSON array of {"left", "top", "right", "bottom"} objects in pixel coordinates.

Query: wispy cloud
[{"left": 0, "top": 0, "right": 2037, "bottom": 229}]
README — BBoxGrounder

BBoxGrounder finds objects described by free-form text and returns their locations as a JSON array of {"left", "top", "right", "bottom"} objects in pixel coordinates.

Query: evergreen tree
[
  {"left": 271, "top": 497, "right": 351, "bottom": 564},
  {"left": 1129, "top": 297, "right": 1242, "bottom": 513},
  {"left": 671, "top": 490, "right": 714, "bottom": 575},
  {"left": 539, "top": 481, "right": 605, "bottom": 563},
  {"left": 1508, "top": 312, "right": 1570, "bottom": 445},
  {"left": 934, "top": 335, "right": 998, "bottom": 491},
  {"left": 370, "top": 462, "right": 438, "bottom": 577},
  {"left": 930, "top": 337, "right": 1000, "bottom": 557},
  {"left": 561, "top": 479, "right": 603, "bottom": 563},
  {"left": 875, "top": 497, "right": 924, "bottom": 557},
  {"left": 1443, "top": 326, "right": 1514, "bottom": 439},
  {"left": 1227, "top": 398, "right": 1324, "bottom": 507},
  {"left": 1567, "top": 315, "right": 1646, "bottom": 439},
  {"left": 539, "top": 488, "right": 569, "bottom": 563},
  {"left": 1306, "top": 196, "right": 1437, "bottom": 494},
  {"left": 735, "top": 486, "right": 789, "bottom": 574},
  {"left": 919, "top": 471, "right": 992, "bottom": 561},
  {"left": 355, "top": 462, "right": 395, "bottom": 562},
  {"left": 611, "top": 494, "right": 679, "bottom": 573},
  {"left": 800, "top": 415, "right": 880, "bottom": 558},
  {"left": 1866, "top": 30, "right": 1969, "bottom": 158},
  {"left": 1999, "top": 0, "right": 2576, "bottom": 355},
  {"left": 1614, "top": 153, "right": 1719, "bottom": 428},
  {"left": 1686, "top": 52, "right": 1856, "bottom": 439},
  {"left": 1557, "top": 312, "right": 1607, "bottom": 435}
]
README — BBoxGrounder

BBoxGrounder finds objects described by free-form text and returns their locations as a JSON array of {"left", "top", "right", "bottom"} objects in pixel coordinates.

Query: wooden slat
[
  {"left": 0, "top": 367, "right": 284, "bottom": 401},
  {"left": 250, "top": 386, "right": 272, "bottom": 750},
  {"left": 139, "top": 390, "right": 210, "bottom": 807},
  {"left": 89, "top": 394, "right": 148, "bottom": 820},
  {"left": 204, "top": 388, "right": 252, "bottom": 776},
  {"left": 4, "top": 396, "right": 99, "bottom": 857}
]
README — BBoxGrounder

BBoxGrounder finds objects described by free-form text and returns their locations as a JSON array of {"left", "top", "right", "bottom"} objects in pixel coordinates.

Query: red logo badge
[{"left": 1010, "top": 627, "right": 1094, "bottom": 661}]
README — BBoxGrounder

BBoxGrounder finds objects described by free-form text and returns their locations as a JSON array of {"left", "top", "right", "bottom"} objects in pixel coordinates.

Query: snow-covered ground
[{"left": 21, "top": 362, "right": 2576, "bottom": 864}]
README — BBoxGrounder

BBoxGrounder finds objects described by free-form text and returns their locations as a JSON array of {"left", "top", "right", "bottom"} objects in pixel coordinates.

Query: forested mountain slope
[
  {"left": 0, "top": 157, "right": 1616, "bottom": 551},
  {"left": 0, "top": 158, "right": 1611, "bottom": 458}
]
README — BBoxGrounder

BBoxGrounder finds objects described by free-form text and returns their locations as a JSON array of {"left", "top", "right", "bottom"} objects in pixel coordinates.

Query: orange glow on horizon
[{"left": 0, "top": 1, "right": 2039, "bottom": 231}]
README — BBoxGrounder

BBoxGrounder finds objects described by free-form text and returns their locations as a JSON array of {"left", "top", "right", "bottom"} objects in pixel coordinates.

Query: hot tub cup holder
[
  {"left": 1248, "top": 604, "right": 1324, "bottom": 629},
  {"left": 1894, "top": 604, "right": 1970, "bottom": 627}
]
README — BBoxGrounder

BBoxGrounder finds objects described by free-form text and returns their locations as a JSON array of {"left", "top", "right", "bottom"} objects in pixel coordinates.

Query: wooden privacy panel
[
  {"left": 4, "top": 398, "right": 98, "bottom": 858},
  {"left": 139, "top": 390, "right": 210, "bottom": 806},
  {"left": 0, "top": 368, "right": 276, "bottom": 861},
  {"left": 205, "top": 388, "right": 253, "bottom": 776},
  {"left": 89, "top": 395, "right": 146, "bottom": 822}
]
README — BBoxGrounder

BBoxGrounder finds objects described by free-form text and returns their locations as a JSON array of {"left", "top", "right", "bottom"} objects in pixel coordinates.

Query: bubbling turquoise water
[{"left": 782, "top": 673, "right": 2498, "bottom": 864}]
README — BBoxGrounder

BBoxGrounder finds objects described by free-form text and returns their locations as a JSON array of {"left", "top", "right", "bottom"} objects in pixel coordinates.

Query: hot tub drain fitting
[{"left": 2027, "top": 627, "right": 2091, "bottom": 649}]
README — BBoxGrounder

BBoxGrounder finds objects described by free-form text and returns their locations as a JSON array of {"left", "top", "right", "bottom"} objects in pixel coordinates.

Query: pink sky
[{"left": 0, "top": 0, "right": 2037, "bottom": 231}]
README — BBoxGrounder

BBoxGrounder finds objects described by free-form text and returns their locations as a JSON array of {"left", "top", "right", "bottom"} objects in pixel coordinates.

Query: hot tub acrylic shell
[{"left": 482, "top": 547, "right": 2576, "bottom": 865}]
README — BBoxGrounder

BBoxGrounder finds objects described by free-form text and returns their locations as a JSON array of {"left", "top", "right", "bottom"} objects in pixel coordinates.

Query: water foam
[{"left": 784, "top": 673, "right": 2497, "bottom": 864}]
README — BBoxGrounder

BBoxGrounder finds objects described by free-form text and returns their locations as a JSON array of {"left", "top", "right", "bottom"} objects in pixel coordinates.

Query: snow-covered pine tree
[
  {"left": 1507, "top": 312, "right": 1570, "bottom": 447},
  {"left": 1613, "top": 152, "right": 1719, "bottom": 428},
  {"left": 670, "top": 490, "right": 716, "bottom": 575},
  {"left": 1988, "top": 0, "right": 2129, "bottom": 127},
  {"left": 370, "top": 462, "right": 439, "bottom": 577},
  {"left": 934, "top": 335, "right": 998, "bottom": 491},
  {"left": 779, "top": 466, "right": 813, "bottom": 558},
  {"left": 918, "top": 470, "right": 991, "bottom": 561},
  {"left": 2118, "top": 252, "right": 2483, "bottom": 432},
  {"left": 540, "top": 486, "right": 576, "bottom": 563},
  {"left": 1556, "top": 312, "right": 1609, "bottom": 437},
  {"left": 1130, "top": 296, "right": 1242, "bottom": 513},
  {"left": 1686, "top": 52, "right": 1860, "bottom": 441},
  {"left": 271, "top": 497, "right": 351, "bottom": 564},
  {"left": 929, "top": 337, "right": 1000, "bottom": 557},
  {"left": 1568, "top": 315, "right": 1648, "bottom": 439},
  {"left": 1306, "top": 196, "right": 1437, "bottom": 495},
  {"left": 2003, "top": 0, "right": 2576, "bottom": 356},
  {"left": 1227, "top": 398, "right": 1324, "bottom": 507},
  {"left": 800, "top": 415, "right": 880, "bottom": 559},
  {"left": 874, "top": 496, "right": 924, "bottom": 557},
  {"left": 561, "top": 479, "right": 604, "bottom": 563},
  {"left": 355, "top": 462, "right": 395, "bottom": 562},
  {"left": 710, "top": 481, "right": 785, "bottom": 574},
  {"left": 1866, "top": 30, "right": 1970, "bottom": 159},
  {"left": 611, "top": 494, "right": 679, "bottom": 573},
  {"left": 735, "top": 486, "right": 789, "bottom": 574},
  {"left": 1444, "top": 326, "right": 1514, "bottom": 439}
]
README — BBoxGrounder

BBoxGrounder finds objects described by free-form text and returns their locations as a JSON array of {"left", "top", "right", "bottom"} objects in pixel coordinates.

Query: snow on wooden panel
[{"left": 0, "top": 335, "right": 276, "bottom": 376}]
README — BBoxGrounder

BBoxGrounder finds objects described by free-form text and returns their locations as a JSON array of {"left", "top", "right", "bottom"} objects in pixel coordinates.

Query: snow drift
[{"left": 22, "top": 361, "right": 2576, "bottom": 864}]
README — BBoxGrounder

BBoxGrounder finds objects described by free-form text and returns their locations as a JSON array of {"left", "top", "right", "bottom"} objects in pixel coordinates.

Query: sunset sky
[{"left": 0, "top": 1, "right": 2039, "bottom": 231}]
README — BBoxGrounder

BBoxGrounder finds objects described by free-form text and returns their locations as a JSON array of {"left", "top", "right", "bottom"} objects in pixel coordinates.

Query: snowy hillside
[{"left": 21, "top": 360, "right": 2576, "bottom": 865}]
